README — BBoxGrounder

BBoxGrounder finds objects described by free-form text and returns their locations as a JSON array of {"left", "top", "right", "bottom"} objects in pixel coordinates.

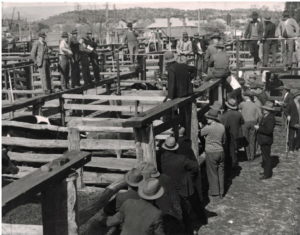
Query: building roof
[{"left": 147, "top": 18, "right": 199, "bottom": 29}]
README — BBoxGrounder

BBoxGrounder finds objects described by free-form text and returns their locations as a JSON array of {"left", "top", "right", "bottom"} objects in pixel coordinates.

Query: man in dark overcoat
[
  {"left": 69, "top": 29, "right": 81, "bottom": 87},
  {"left": 86, "top": 31, "right": 100, "bottom": 82},
  {"left": 158, "top": 136, "right": 199, "bottom": 234},
  {"left": 254, "top": 101, "right": 276, "bottom": 180},
  {"left": 286, "top": 98, "right": 300, "bottom": 153}
]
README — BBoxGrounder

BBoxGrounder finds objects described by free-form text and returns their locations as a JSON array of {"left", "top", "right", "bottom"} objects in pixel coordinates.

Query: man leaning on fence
[
  {"left": 59, "top": 32, "right": 73, "bottom": 90},
  {"left": 276, "top": 10, "right": 300, "bottom": 71},
  {"left": 262, "top": 16, "right": 277, "bottom": 67},
  {"left": 31, "top": 32, "right": 52, "bottom": 94}
]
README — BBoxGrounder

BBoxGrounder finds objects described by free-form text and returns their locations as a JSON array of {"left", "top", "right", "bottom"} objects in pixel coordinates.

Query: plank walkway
[{"left": 200, "top": 124, "right": 300, "bottom": 234}]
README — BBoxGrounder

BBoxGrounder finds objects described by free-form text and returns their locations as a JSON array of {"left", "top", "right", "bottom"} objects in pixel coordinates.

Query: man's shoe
[
  {"left": 259, "top": 172, "right": 264, "bottom": 176},
  {"left": 259, "top": 176, "right": 270, "bottom": 180}
]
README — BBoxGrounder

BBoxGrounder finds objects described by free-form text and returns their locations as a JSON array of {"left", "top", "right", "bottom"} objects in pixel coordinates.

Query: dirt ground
[
  {"left": 3, "top": 125, "right": 300, "bottom": 235},
  {"left": 199, "top": 125, "right": 300, "bottom": 235}
]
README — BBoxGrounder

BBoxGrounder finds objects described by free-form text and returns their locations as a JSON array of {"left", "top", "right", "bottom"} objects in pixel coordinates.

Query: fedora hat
[
  {"left": 210, "top": 33, "right": 221, "bottom": 40},
  {"left": 225, "top": 98, "right": 238, "bottom": 109},
  {"left": 243, "top": 90, "right": 254, "bottom": 98},
  {"left": 182, "top": 31, "right": 188, "bottom": 36},
  {"left": 61, "top": 32, "right": 68, "bottom": 38},
  {"left": 216, "top": 41, "right": 225, "bottom": 48},
  {"left": 86, "top": 31, "right": 92, "bottom": 35},
  {"left": 138, "top": 178, "right": 164, "bottom": 200},
  {"left": 164, "top": 51, "right": 176, "bottom": 63},
  {"left": 283, "top": 10, "right": 290, "bottom": 18},
  {"left": 162, "top": 136, "right": 179, "bottom": 151},
  {"left": 38, "top": 32, "right": 46, "bottom": 38},
  {"left": 252, "top": 11, "right": 259, "bottom": 17},
  {"left": 205, "top": 108, "right": 220, "bottom": 121},
  {"left": 141, "top": 163, "right": 160, "bottom": 178},
  {"left": 124, "top": 168, "right": 143, "bottom": 187},
  {"left": 264, "top": 16, "right": 271, "bottom": 21},
  {"left": 193, "top": 33, "right": 200, "bottom": 38},
  {"left": 127, "top": 22, "right": 133, "bottom": 28},
  {"left": 261, "top": 101, "right": 276, "bottom": 111},
  {"left": 210, "top": 101, "right": 222, "bottom": 111},
  {"left": 71, "top": 29, "right": 78, "bottom": 35}
]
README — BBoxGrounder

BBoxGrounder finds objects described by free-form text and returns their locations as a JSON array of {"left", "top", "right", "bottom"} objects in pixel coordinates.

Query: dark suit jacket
[
  {"left": 257, "top": 113, "right": 275, "bottom": 145},
  {"left": 286, "top": 100, "right": 299, "bottom": 127},
  {"left": 167, "top": 62, "right": 194, "bottom": 99},
  {"left": 116, "top": 189, "right": 140, "bottom": 212},
  {"left": 69, "top": 36, "right": 80, "bottom": 61},
  {"left": 30, "top": 40, "right": 49, "bottom": 67},
  {"left": 159, "top": 150, "right": 198, "bottom": 197},
  {"left": 244, "top": 20, "right": 264, "bottom": 40},
  {"left": 107, "top": 199, "right": 165, "bottom": 235},
  {"left": 283, "top": 92, "right": 294, "bottom": 114},
  {"left": 220, "top": 110, "right": 244, "bottom": 140}
]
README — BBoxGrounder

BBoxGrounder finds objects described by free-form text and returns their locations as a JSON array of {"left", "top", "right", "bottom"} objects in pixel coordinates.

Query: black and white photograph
[{"left": 1, "top": 0, "right": 300, "bottom": 234}]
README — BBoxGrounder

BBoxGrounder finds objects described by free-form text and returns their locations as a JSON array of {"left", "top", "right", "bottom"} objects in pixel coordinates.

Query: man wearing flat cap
[
  {"left": 31, "top": 32, "right": 52, "bottom": 93},
  {"left": 124, "top": 22, "right": 139, "bottom": 63},
  {"left": 204, "top": 33, "right": 221, "bottom": 73},
  {"left": 176, "top": 32, "right": 193, "bottom": 64},
  {"left": 276, "top": 10, "right": 299, "bottom": 70},
  {"left": 244, "top": 12, "right": 264, "bottom": 67},
  {"left": 262, "top": 16, "right": 277, "bottom": 67}
]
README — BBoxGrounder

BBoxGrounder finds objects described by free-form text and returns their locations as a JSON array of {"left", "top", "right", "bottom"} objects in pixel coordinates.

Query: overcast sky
[{"left": 2, "top": 1, "right": 285, "bottom": 21}]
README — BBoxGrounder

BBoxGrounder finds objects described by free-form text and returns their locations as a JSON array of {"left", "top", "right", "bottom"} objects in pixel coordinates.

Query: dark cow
[
  {"left": 2, "top": 148, "right": 19, "bottom": 175},
  {"left": 130, "top": 82, "right": 159, "bottom": 90}
]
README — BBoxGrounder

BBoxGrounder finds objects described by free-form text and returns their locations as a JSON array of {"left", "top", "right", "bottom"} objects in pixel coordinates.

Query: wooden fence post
[
  {"left": 68, "top": 128, "right": 83, "bottom": 189},
  {"left": 41, "top": 171, "right": 79, "bottom": 235},
  {"left": 134, "top": 124, "right": 156, "bottom": 167},
  {"left": 59, "top": 96, "right": 66, "bottom": 126},
  {"left": 142, "top": 55, "right": 147, "bottom": 81}
]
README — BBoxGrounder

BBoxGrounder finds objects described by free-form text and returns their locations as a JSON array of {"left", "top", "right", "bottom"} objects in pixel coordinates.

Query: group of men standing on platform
[{"left": 30, "top": 30, "right": 100, "bottom": 93}]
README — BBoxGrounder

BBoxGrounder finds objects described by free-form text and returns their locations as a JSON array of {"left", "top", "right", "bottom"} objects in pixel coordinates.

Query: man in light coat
[
  {"left": 276, "top": 10, "right": 300, "bottom": 70},
  {"left": 31, "top": 32, "right": 51, "bottom": 93}
]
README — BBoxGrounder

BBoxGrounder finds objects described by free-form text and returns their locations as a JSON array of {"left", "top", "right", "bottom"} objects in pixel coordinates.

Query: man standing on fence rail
[
  {"left": 124, "top": 22, "right": 139, "bottom": 63},
  {"left": 69, "top": 29, "right": 81, "bottom": 87},
  {"left": 204, "top": 33, "right": 220, "bottom": 73},
  {"left": 86, "top": 31, "right": 100, "bottom": 82},
  {"left": 244, "top": 11, "right": 263, "bottom": 68},
  {"left": 276, "top": 10, "right": 300, "bottom": 71},
  {"left": 59, "top": 32, "right": 73, "bottom": 90},
  {"left": 30, "top": 32, "right": 52, "bottom": 93},
  {"left": 176, "top": 32, "right": 193, "bottom": 64}
]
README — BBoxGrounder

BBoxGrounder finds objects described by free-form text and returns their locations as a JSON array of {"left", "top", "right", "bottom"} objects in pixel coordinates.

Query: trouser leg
[
  {"left": 59, "top": 56, "right": 69, "bottom": 90},
  {"left": 180, "top": 196, "right": 193, "bottom": 234},
  {"left": 282, "top": 40, "right": 288, "bottom": 66},
  {"left": 287, "top": 39, "right": 294, "bottom": 67},
  {"left": 229, "top": 137, "right": 238, "bottom": 169},
  {"left": 249, "top": 40, "right": 259, "bottom": 65},
  {"left": 270, "top": 41, "right": 277, "bottom": 66},
  {"left": 206, "top": 152, "right": 220, "bottom": 196},
  {"left": 90, "top": 54, "right": 100, "bottom": 82},
  {"left": 128, "top": 44, "right": 134, "bottom": 63},
  {"left": 218, "top": 152, "right": 225, "bottom": 196},
  {"left": 71, "top": 60, "right": 81, "bottom": 87},
  {"left": 248, "top": 124, "right": 256, "bottom": 160},
  {"left": 81, "top": 58, "right": 91, "bottom": 85},
  {"left": 263, "top": 41, "right": 270, "bottom": 67},
  {"left": 39, "top": 60, "right": 51, "bottom": 93},
  {"left": 261, "top": 144, "right": 272, "bottom": 178},
  {"left": 288, "top": 127, "right": 296, "bottom": 151}
]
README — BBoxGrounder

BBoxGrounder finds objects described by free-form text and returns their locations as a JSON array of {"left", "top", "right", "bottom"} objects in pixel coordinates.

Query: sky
[{"left": 2, "top": 1, "right": 286, "bottom": 21}]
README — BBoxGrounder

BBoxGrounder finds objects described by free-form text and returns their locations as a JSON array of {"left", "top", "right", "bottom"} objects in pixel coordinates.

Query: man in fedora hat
[
  {"left": 244, "top": 11, "right": 264, "bottom": 67},
  {"left": 204, "top": 33, "right": 221, "bottom": 73},
  {"left": 79, "top": 37, "right": 92, "bottom": 85},
  {"left": 206, "top": 41, "right": 230, "bottom": 81},
  {"left": 69, "top": 29, "right": 81, "bottom": 87},
  {"left": 192, "top": 33, "right": 204, "bottom": 79},
  {"left": 254, "top": 101, "right": 276, "bottom": 179},
  {"left": 107, "top": 178, "right": 165, "bottom": 235},
  {"left": 200, "top": 108, "right": 226, "bottom": 200},
  {"left": 31, "top": 32, "right": 52, "bottom": 93},
  {"left": 124, "top": 22, "right": 139, "bottom": 63},
  {"left": 85, "top": 31, "right": 100, "bottom": 82},
  {"left": 239, "top": 91, "right": 262, "bottom": 160},
  {"left": 220, "top": 98, "right": 244, "bottom": 174},
  {"left": 59, "top": 32, "right": 73, "bottom": 90},
  {"left": 251, "top": 81, "right": 269, "bottom": 105},
  {"left": 276, "top": 10, "right": 299, "bottom": 70},
  {"left": 158, "top": 136, "right": 199, "bottom": 234},
  {"left": 276, "top": 84, "right": 294, "bottom": 110},
  {"left": 176, "top": 32, "right": 192, "bottom": 64},
  {"left": 262, "top": 16, "right": 277, "bottom": 67}
]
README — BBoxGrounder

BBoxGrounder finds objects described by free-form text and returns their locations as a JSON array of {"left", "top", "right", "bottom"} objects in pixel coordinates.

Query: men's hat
[
  {"left": 164, "top": 51, "right": 176, "bottom": 63},
  {"left": 162, "top": 136, "right": 179, "bottom": 151},
  {"left": 252, "top": 11, "right": 259, "bottom": 17},
  {"left": 61, "top": 32, "right": 68, "bottom": 38},
  {"left": 264, "top": 16, "right": 271, "bottom": 21},
  {"left": 277, "top": 84, "right": 292, "bottom": 90},
  {"left": 243, "top": 90, "right": 254, "bottom": 98},
  {"left": 183, "top": 32, "right": 188, "bottom": 36},
  {"left": 261, "top": 100, "right": 276, "bottom": 111},
  {"left": 283, "top": 10, "right": 290, "bottom": 17},
  {"left": 250, "top": 82, "right": 264, "bottom": 89},
  {"left": 86, "top": 31, "right": 92, "bottom": 35},
  {"left": 238, "top": 77, "right": 246, "bottom": 85},
  {"left": 205, "top": 108, "right": 220, "bottom": 121},
  {"left": 141, "top": 162, "right": 160, "bottom": 178},
  {"left": 225, "top": 98, "right": 238, "bottom": 109},
  {"left": 194, "top": 33, "right": 200, "bottom": 38},
  {"left": 178, "top": 126, "right": 185, "bottom": 137},
  {"left": 210, "top": 33, "right": 221, "bottom": 39},
  {"left": 216, "top": 41, "right": 225, "bottom": 48},
  {"left": 124, "top": 168, "right": 143, "bottom": 187},
  {"left": 71, "top": 29, "right": 78, "bottom": 35},
  {"left": 138, "top": 178, "right": 164, "bottom": 200},
  {"left": 210, "top": 101, "right": 222, "bottom": 111},
  {"left": 38, "top": 32, "right": 46, "bottom": 38},
  {"left": 127, "top": 22, "right": 133, "bottom": 28},
  {"left": 248, "top": 74, "right": 257, "bottom": 80}
]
